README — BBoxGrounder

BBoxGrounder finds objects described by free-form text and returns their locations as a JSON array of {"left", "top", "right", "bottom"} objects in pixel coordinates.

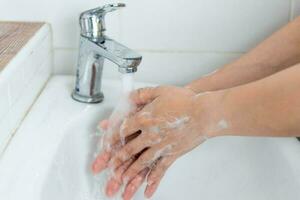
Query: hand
[
  {"left": 108, "top": 86, "right": 219, "bottom": 198},
  {"left": 93, "top": 120, "right": 150, "bottom": 200},
  {"left": 92, "top": 91, "right": 145, "bottom": 175},
  {"left": 92, "top": 89, "right": 158, "bottom": 199}
]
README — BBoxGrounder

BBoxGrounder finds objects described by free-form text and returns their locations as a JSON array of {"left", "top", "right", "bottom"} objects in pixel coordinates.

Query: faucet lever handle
[
  {"left": 96, "top": 3, "right": 125, "bottom": 16},
  {"left": 80, "top": 3, "right": 125, "bottom": 40}
]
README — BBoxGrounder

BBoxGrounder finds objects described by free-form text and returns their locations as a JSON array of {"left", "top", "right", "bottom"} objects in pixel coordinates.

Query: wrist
[
  {"left": 185, "top": 73, "right": 218, "bottom": 94},
  {"left": 192, "top": 89, "right": 229, "bottom": 138}
]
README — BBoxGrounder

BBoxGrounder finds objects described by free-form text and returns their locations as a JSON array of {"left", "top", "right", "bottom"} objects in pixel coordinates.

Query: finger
[
  {"left": 92, "top": 139, "right": 130, "bottom": 174},
  {"left": 92, "top": 150, "right": 111, "bottom": 174},
  {"left": 100, "top": 103, "right": 143, "bottom": 134},
  {"left": 92, "top": 137, "right": 122, "bottom": 174},
  {"left": 93, "top": 119, "right": 110, "bottom": 173},
  {"left": 144, "top": 156, "right": 176, "bottom": 198},
  {"left": 122, "top": 146, "right": 162, "bottom": 183},
  {"left": 102, "top": 118, "right": 137, "bottom": 149},
  {"left": 99, "top": 117, "right": 128, "bottom": 149},
  {"left": 110, "top": 132, "right": 161, "bottom": 169},
  {"left": 106, "top": 112, "right": 156, "bottom": 147},
  {"left": 105, "top": 158, "right": 133, "bottom": 197},
  {"left": 93, "top": 130, "right": 142, "bottom": 174},
  {"left": 99, "top": 119, "right": 109, "bottom": 130},
  {"left": 93, "top": 116, "right": 144, "bottom": 174},
  {"left": 123, "top": 168, "right": 149, "bottom": 200},
  {"left": 130, "top": 87, "right": 161, "bottom": 106}
]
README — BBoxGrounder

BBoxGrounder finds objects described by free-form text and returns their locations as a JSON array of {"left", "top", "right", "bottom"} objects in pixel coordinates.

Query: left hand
[{"left": 108, "top": 86, "right": 218, "bottom": 198}]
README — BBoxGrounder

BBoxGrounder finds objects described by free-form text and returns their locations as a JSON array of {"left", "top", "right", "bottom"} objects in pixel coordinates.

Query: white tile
[
  {"left": 292, "top": 0, "right": 300, "bottom": 19},
  {"left": 23, "top": 34, "right": 52, "bottom": 82},
  {"left": 0, "top": 0, "right": 121, "bottom": 49},
  {"left": 1, "top": 25, "right": 51, "bottom": 83},
  {"left": 7, "top": 65, "right": 24, "bottom": 106},
  {"left": 134, "top": 51, "right": 242, "bottom": 85},
  {"left": 0, "top": 81, "right": 10, "bottom": 122},
  {"left": 0, "top": 117, "right": 12, "bottom": 155},
  {"left": 53, "top": 49, "right": 77, "bottom": 74},
  {"left": 8, "top": 33, "right": 52, "bottom": 107},
  {"left": 121, "top": 0, "right": 290, "bottom": 52},
  {"left": 8, "top": 57, "right": 51, "bottom": 135},
  {"left": 0, "top": 0, "right": 290, "bottom": 52},
  {"left": 0, "top": 57, "right": 51, "bottom": 154},
  {"left": 0, "top": 24, "right": 52, "bottom": 155},
  {"left": 53, "top": 48, "right": 242, "bottom": 85}
]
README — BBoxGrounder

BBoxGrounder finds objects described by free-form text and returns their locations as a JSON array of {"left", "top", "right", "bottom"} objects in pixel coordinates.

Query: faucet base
[{"left": 71, "top": 91, "right": 104, "bottom": 104}]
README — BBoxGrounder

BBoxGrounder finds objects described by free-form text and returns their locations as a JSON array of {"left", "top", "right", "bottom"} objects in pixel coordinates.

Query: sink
[{"left": 1, "top": 75, "right": 300, "bottom": 200}]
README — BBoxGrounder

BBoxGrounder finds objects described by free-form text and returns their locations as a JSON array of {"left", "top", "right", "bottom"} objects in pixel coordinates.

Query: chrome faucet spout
[
  {"left": 72, "top": 3, "right": 142, "bottom": 103},
  {"left": 92, "top": 37, "right": 141, "bottom": 73}
]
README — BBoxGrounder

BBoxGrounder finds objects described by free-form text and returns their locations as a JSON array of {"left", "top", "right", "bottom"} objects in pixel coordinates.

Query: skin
[{"left": 92, "top": 16, "right": 300, "bottom": 200}]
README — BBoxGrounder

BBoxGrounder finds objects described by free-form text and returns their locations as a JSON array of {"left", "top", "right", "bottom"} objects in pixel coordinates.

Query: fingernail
[
  {"left": 129, "top": 184, "right": 136, "bottom": 193},
  {"left": 107, "top": 182, "right": 120, "bottom": 197},
  {"left": 97, "top": 125, "right": 104, "bottom": 133},
  {"left": 147, "top": 180, "right": 154, "bottom": 186},
  {"left": 92, "top": 162, "right": 98, "bottom": 173},
  {"left": 144, "top": 194, "right": 152, "bottom": 199},
  {"left": 108, "top": 161, "right": 116, "bottom": 171},
  {"left": 92, "top": 161, "right": 104, "bottom": 173},
  {"left": 145, "top": 183, "right": 155, "bottom": 198},
  {"left": 122, "top": 185, "right": 135, "bottom": 200},
  {"left": 112, "top": 182, "right": 119, "bottom": 191},
  {"left": 106, "top": 188, "right": 114, "bottom": 197},
  {"left": 122, "top": 175, "right": 130, "bottom": 183},
  {"left": 123, "top": 176, "right": 129, "bottom": 185},
  {"left": 145, "top": 188, "right": 153, "bottom": 199}
]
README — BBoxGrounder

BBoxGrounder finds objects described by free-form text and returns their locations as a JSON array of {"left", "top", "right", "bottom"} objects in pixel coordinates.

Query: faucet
[{"left": 72, "top": 3, "right": 142, "bottom": 103}]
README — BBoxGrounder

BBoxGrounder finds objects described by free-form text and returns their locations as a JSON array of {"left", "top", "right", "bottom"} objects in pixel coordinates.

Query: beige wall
[{"left": 1, "top": 0, "right": 298, "bottom": 85}]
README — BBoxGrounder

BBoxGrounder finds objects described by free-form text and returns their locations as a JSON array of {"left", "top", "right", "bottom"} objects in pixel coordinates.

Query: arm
[
  {"left": 187, "top": 17, "right": 300, "bottom": 93},
  {"left": 107, "top": 63, "right": 300, "bottom": 198},
  {"left": 211, "top": 63, "right": 300, "bottom": 137},
  {"left": 92, "top": 16, "right": 300, "bottom": 200}
]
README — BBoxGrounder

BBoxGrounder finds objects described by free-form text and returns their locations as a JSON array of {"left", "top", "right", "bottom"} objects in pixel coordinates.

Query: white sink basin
[{"left": 1, "top": 75, "right": 300, "bottom": 200}]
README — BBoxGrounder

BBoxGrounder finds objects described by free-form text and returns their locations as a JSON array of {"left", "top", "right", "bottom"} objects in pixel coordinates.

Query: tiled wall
[
  {"left": 1, "top": 0, "right": 300, "bottom": 85},
  {"left": 0, "top": 25, "right": 52, "bottom": 154}
]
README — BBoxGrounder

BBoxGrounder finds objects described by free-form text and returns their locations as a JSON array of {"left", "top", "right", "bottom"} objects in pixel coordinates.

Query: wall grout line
[
  {"left": 133, "top": 49, "right": 244, "bottom": 55},
  {"left": 53, "top": 47, "right": 245, "bottom": 55},
  {"left": 118, "top": 9, "right": 124, "bottom": 43},
  {"left": 0, "top": 75, "right": 51, "bottom": 158},
  {"left": 290, "top": 0, "right": 295, "bottom": 21}
]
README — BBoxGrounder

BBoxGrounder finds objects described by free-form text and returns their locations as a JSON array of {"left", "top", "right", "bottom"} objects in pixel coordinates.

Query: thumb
[
  {"left": 99, "top": 119, "right": 109, "bottom": 130},
  {"left": 130, "top": 87, "right": 161, "bottom": 106}
]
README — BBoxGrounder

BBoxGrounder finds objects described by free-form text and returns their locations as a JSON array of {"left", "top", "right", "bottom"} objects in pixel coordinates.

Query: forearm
[
  {"left": 208, "top": 63, "right": 300, "bottom": 138},
  {"left": 187, "top": 17, "right": 300, "bottom": 93}
]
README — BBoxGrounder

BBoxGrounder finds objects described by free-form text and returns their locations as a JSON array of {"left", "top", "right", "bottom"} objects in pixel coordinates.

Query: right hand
[
  {"left": 92, "top": 87, "right": 158, "bottom": 176},
  {"left": 92, "top": 88, "right": 158, "bottom": 199},
  {"left": 93, "top": 119, "right": 150, "bottom": 200}
]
